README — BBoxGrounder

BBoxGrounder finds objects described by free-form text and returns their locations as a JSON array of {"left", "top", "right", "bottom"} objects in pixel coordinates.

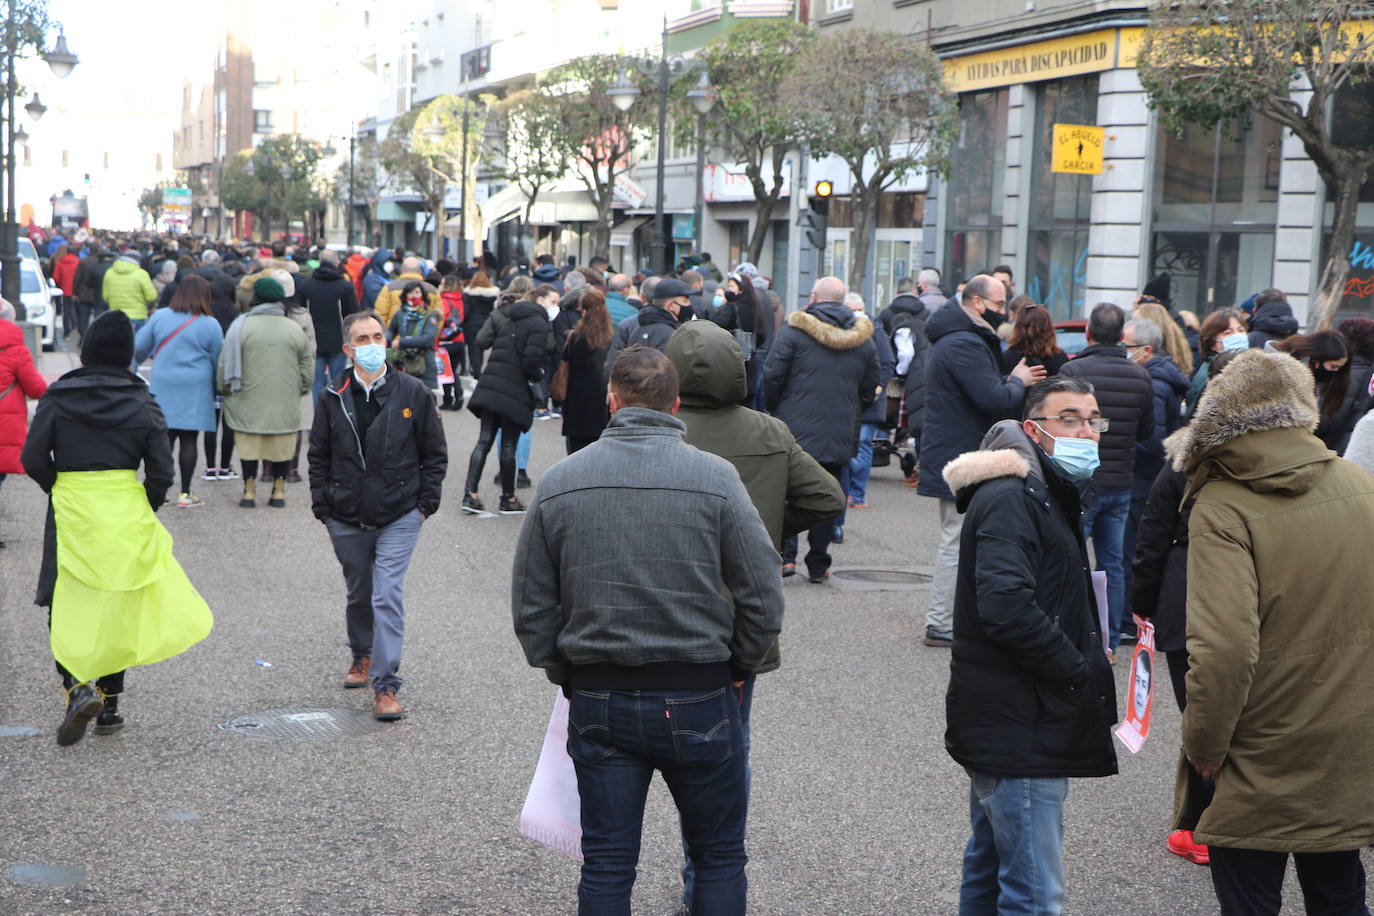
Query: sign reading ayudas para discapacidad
[{"left": 1052, "top": 123, "right": 1105, "bottom": 175}]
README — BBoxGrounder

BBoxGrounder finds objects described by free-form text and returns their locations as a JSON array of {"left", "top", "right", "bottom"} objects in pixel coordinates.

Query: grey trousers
[
  {"left": 925, "top": 498, "right": 963, "bottom": 634},
  {"left": 325, "top": 508, "right": 424, "bottom": 693}
]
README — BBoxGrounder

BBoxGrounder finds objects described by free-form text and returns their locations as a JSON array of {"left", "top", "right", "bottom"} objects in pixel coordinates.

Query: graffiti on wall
[
  {"left": 1025, "top": 243, "right": 1089, "bottom": 318},
  {"left": 1343, "top": 240, "right": 1374, "bottom": 305}
]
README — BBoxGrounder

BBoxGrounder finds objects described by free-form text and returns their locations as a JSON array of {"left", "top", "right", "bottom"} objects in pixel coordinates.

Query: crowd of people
[{"left": 5, "top": 228, "right": 1374, "bottom": 914}]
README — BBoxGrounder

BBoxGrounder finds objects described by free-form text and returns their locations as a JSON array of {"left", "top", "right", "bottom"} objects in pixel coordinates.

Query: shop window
[
  {"left": 1151, "top": 117, "right": 1279, "bottom": 313},
  {"left": 1026, "top": 76, "right": 1096, "bottom": 319},
  {"left": 943, "top": 88, "right": 1008, "bottom": 292}
]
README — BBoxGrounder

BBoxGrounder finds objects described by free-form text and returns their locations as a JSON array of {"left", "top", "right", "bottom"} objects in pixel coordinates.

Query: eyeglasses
[
  {"left": 1030, "top": 415, "right": 1110, "bottom": 432},
  {"left": 977, "top": 295, "right": 1007, "bottom": 308}
]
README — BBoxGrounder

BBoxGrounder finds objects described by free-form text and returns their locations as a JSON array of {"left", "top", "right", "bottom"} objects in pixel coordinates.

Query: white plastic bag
[{"left": 519, "top": 690, "right": 584, "bottom": 860}]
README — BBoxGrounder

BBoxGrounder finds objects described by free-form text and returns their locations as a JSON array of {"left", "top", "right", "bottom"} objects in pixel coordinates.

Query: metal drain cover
[
  {"left": 218, "top": 707, "right": 384, "bottom": 740},
  {"left": 827, "top": 568, "right": 933, "bottom": 592}
]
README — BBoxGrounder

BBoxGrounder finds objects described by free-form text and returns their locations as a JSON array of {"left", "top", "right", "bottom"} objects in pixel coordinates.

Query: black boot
[
  {"left": 94, "top": 693, "right": 124, "bottom": 735},
  {"left": 56, "top": 683, "right": 103, "bottom": 747}
]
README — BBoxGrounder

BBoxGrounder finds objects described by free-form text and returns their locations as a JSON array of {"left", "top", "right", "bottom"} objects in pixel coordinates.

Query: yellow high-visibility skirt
[{"left": 50, "top": 469, "right": 213, "bottom": 682}]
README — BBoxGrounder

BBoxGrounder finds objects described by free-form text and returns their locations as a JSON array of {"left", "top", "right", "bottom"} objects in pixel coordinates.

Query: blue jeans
[
  {"left": 495, "top": 428, "right": 531, "bottom": 471},
  {"left": 682, "top": 676, "right": 755, "bottom": 907},
  {"left": 959, "top": 771, "right": 1068, "bottom": 915},
  {"left": 569, "top": 686, "right": 749, "bottom": 916},
  {"left": 313, "top": 352, "right": 349, "bottom": 406},
  {"left": 324, "top": 508, "right": 424, "bottom": 693},
  {"left": 1082, "top": 487, "right": 1130, "bottom": 648},
  {"left": 847, "top": 422, "right": 879, "bottom": 502}
]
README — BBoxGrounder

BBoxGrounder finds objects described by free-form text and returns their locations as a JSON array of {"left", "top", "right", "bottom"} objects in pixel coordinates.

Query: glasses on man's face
[
  {"left": 1030, "top": 415, "right": 1110, "bottom": 433},
  {"left": 978, "top": 295, "right": 1006, "bottom": 309}
]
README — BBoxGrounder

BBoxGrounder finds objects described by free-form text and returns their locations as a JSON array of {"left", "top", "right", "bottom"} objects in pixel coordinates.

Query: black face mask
[
  {"left": 983, "top": 307, "right": 1005, "bottom": 329},
  {"left": 724, "top": 290, "right": 738, "bottom": 302},
  {"left": 1313, "top": 364, "right": 1342, "bottom": 384}
]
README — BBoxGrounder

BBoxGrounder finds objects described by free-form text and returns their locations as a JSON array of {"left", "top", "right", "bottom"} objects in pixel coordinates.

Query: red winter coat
[
  {"left": 440, "top": 289, "right": 464, "bottom": 343},
  {"left": 51, "top": 252, "right": 79, "bottom": 296},
  {"left": 344, "top": 253, "right": 368, "bottom": 303},
  {"left": 0, "top": 319, "right": 47, "bottom": 473}
]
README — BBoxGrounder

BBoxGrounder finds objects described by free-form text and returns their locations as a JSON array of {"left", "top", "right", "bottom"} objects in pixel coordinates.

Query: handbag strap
[
  {"left": 0, "top": 380, "right": 17, "bottom": 402},
  {"left": 153, "top": 315, "right": 199, "bottom": 359}
]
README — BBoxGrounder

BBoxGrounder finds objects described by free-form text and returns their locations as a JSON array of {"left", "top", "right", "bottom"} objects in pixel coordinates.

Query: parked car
[
  {"left": 1055, "top": 319, "right": 1088, "bottom": 356},
  {"left": 17, "top": 259, "right": 56, "bottom": 350}
]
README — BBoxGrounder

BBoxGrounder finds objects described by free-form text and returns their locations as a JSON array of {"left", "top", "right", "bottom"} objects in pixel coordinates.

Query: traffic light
[{"left": 802, "top": 181, "right": 831, "bottom": 250}]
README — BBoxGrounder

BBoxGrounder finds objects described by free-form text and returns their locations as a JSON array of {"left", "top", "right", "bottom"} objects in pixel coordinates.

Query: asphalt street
[{"left": 0, "top": 350, "right": 1359, "bottom": 914}]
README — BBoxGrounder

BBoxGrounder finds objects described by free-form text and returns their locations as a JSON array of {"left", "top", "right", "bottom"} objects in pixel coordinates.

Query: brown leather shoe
[
  {"left": 343, "top": 656, "right": 371, "bottom": 689},
  {"left": 373, "top": 690, "right": 405, "bottom": 721}
]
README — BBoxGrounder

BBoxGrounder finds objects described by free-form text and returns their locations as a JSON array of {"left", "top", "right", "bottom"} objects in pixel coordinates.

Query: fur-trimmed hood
[
  {"left": 1165, "top": 349, "right": 1334, "bottom": 498},
  {"left": 943, "top": 419, "right": 1043, "bottom": 500},
  {"left": 463, "top": 285, "right": 499, "bottom": 298},
  {"left": 788, "top": 301, "right": 875, "bottom": 350}
]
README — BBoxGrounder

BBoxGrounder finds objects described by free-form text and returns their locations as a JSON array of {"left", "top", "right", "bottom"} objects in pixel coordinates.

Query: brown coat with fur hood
[{"left": 1168, "top": 348, "right": 1374, "bottom": 852}]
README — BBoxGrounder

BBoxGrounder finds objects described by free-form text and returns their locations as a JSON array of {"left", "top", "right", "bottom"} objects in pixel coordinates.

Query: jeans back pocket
[
  {"left": 667, "top": 688, "right": 734, "bottom": 767},
  {"left": 567, "top": 690, "right": 615, "bottom": 763}
]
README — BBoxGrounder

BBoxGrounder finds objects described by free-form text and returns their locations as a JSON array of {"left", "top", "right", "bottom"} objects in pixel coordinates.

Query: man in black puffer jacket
[
  {"left": 308, "top": 310, "right": 448, "bottom": 721},
  {"left": 1246, "top": 288, "right": 1299, "bottom": 349},
  {"left": 942, "top": 382, "right": 1117, "bottom": 914},
  {"left": 603, "top": 278, "right": 693, "bottom": 374},
  {"left": 763, "top": 276, "right": 880, "bottom": 582},
  {"left": 918, "top": 275, "right": 1043, "bottom": 648},
  {"left": 1059, "top": 303, "right": 1153, "bottom": 652},
  {"left": 295, "top": 249, "right": 360, "bottom": 404}
]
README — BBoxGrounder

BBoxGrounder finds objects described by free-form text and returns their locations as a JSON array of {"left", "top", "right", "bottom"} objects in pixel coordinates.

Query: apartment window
[
  {"left": 827, "top": 0, "right": 853, "bottom": 11},
  {"left": 254, "top": 109, "right": 273, "bottom": 131}
]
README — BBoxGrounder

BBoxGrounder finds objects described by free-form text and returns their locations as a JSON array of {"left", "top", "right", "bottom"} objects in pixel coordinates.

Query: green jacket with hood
[
  {"left": 1167, "top": 348, "right": 1374, "bottom": 852},
  {"left": 668, "top": 321, "right": 846, "bottom": 674},
  {"left": 101, "top": 258, "right": 157, "bottom": 321}
]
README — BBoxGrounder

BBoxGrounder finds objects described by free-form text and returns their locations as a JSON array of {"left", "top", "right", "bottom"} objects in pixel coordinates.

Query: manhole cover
[
  {"left": 217, "top": 707, "right": 384, "bottom": 740},
  {"left": 826, "top": 568, "right": 933, "bottom": 592},
  {"left": 7, "top": 864, "right": 87, "bottom": 888}
]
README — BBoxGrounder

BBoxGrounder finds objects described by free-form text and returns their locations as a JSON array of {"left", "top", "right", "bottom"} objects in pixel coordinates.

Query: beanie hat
[
  {"left": 253, "top": 276, "right": 286, "bottom": 303},
  {"left": 81, "top": 309, "right": 135, "bottom": 369},
  {"left": 734, "top": 262, "right": 760, "bottom": 279},
  {"left": 1141, "top": 272, "right": 1171, "bottom": 304}
]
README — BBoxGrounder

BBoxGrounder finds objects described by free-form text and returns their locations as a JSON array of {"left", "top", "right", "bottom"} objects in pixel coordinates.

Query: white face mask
[{"left": 544, "top": 303, "right": 558, "bottom": 320}]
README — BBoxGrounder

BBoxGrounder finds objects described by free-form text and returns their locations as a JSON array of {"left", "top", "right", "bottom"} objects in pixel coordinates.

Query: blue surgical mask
[
  {"left": 1035, "top": 424, "right": 1100, "bottom": 480},
  {"left": 713, "top": 293, "right": 725, "bottom": 307},
  {"left": 1220, "top": 332, "right": 1249, "bottom": 353},
  {"left": 352, "top": 343, "right": 386, "bottom": 373}
]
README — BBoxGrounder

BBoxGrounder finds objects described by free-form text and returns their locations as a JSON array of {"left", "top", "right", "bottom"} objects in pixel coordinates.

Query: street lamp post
[
  {"left": 2, "top": 18, "right": 77, "bottom": 318},
  {"left": 347, "top": 135, "right": 355, "bottom": 246},
  {"left": 685, "top": 71, "right": 716, "bottom": 257},
  {"left": 607, "top": 23, "right": 712, "bottom": 276}
]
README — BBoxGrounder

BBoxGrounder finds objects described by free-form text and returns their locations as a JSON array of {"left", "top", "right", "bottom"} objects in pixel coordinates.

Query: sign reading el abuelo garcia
[
  {"left": 944, "top": 28, "right": 1136, "bottom": 93},
  {"left": 1051, "top": 123, "right": 1105, "bottom": 175}
]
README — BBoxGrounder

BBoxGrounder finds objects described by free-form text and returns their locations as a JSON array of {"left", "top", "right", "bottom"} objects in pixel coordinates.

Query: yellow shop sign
[
  {"left": 1051, "top": 123, "right": 1105, "bottom": 174},
  {"left": 946, "top": 28, "right": 1143, "bottom": 93}
]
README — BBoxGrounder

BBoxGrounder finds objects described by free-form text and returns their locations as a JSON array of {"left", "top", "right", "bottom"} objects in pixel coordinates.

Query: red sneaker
[{"left": 1167, "top": 829, "right": 1210, "bottom": 865}]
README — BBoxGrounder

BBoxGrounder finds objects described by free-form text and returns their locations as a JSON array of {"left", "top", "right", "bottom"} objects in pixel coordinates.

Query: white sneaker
[
  {"left": 218, "top": 467, "right": 240, "bottom": 480},
  {"left": 177, "top": 492, "right": 205, "bottom": 508},
  {"left": 202, "top": 468, "right": 220, "bottom": 481}
]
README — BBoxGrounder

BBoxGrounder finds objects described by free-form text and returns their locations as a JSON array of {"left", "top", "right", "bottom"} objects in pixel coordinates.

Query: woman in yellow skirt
[{"left": 22, "top": 310, "right": 213, "bottom": 746}]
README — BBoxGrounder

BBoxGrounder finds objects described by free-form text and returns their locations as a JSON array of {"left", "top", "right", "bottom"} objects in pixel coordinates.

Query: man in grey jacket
[{"left": 513, "top": 345, "right": 783, "bottom": 915}]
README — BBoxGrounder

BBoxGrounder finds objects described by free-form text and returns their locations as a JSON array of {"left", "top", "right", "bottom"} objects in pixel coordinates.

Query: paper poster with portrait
[
  {"left": 1113, "top": 620, "right": 1156, "bottom": 754},
  {"left": 437, "top": 348, "right": 455, "bottom": 386}
]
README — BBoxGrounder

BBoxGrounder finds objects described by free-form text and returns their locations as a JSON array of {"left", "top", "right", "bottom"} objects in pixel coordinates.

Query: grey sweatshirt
[{"left": 512, "top": 406, "right": 784, "bottom": 687}]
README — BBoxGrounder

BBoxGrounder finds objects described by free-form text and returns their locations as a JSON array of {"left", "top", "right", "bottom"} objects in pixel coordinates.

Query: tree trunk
[
  {"left": 1310, "top": 171, "right": 1363, "bottom": 331},
  {"left": 848, "top": 181, "right": 878, "bottom": 303},
  {"left": 744, "top": 151, "right": 786, "bottom": 265},
  {"left": 590, "top": 192, "right": 612, "bottom": 259}
]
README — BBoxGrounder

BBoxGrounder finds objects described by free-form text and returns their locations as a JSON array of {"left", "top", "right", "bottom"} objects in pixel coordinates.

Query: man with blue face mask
[
  {"left": 941, "top": 376, "right": 1119, "bottom": 915},
  {"left": 308, "top": 310, "right": 448, "bottom": 721}
]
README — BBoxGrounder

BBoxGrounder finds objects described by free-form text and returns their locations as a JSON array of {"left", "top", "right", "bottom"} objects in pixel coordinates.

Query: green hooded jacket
[
  {"left": 669, "top": 321, "right": 846, "bottom": 674},
  {"left": 101, "top": 259, "right": 157, "bottom": 321}
]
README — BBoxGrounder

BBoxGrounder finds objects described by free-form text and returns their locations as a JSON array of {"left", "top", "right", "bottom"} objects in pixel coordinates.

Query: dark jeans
[
  {"left": 782, "top": 462, "right": 844, "bottom": 576},
  {"left": 465, "top": 412, "right": 520, "bottom": 498},
  {"left": 682, "top": 676, "right": 755, "bottom": 907},
  {"left": 1210, "top": 846, "right": 1369, "bottom": 916},
  {"left": 1082, "top": 487, "right": 1131, "bottom": 647},
  {"left": 204, "top": 403, "right": 235, "bottom": 471},
  {"left": 465, "top": 339, "right": 485, "bottom": 379},
  {"left": 568, "top": 686, "right": 748, "bottom": 916},
  {"left": 73, "top": 301, "right": 99, "bottom": 343},
  {"left": 1122, "top": 492, "right": 1148, "bottom": 634}
]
